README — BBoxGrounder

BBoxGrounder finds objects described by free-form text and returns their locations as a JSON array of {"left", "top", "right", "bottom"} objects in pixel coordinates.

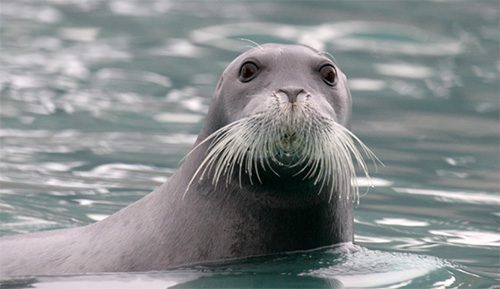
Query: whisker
[{"left": 183, "top": 105, "right": 379, "bottom": 203}]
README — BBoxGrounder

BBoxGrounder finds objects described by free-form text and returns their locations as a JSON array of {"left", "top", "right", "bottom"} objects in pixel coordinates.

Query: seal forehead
[{"left": 241, "top": 44, "right": 326, "bottom": 63}]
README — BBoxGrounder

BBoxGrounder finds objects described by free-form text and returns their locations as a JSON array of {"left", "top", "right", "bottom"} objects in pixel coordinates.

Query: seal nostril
[{"left": 278, "top": 87, "right": 305, "bottom": 103}]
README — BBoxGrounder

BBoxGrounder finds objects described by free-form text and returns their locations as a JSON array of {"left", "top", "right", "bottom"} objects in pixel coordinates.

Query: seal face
[
  {"left": 0, "top": 43, "right": 377, "bottom": 276},
  {"left": 188, "top": 43, "right": 374, "bottom": 203}
]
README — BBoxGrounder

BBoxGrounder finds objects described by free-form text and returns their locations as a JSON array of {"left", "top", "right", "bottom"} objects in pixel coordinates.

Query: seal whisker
[
  {"left": 184, "top": 107, "right": 379, "bottom": 204},
  {"left": 319, "top": 51, "right": 338, "bottom": 65},
  {"left": 237, "top": 38, "right": 262, "bottom": 50}
]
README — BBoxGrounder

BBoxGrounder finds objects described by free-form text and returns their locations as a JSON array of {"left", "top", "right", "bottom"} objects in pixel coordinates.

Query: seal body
[{"left": 0, "top": 44, "right": 365, "bottom": 276}]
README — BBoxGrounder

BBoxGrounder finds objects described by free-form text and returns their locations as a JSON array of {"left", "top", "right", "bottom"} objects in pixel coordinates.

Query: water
[{"left": 1, "top": 1, "right": 499, "bottom": 288}]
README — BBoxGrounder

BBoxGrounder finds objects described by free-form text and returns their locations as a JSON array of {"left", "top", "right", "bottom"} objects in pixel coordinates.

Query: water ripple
[
  {"left": 394, "top": 187, "right": 500, "bottom": 205},
  {"left": 429, "top": 230, "right": 500, "bottom": 247},
  {"left": 95, "top": 68, "right": 172, "bottom": 88},
  {"left": 190, "top": 21, "right": 464, "bottom": 55}
]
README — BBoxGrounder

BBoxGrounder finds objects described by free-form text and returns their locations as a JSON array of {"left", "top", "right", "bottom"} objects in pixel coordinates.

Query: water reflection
[
  {"left": 0, "top": 0, "right": 498, "bottom": 286},
  {"left": 190, "top": 21, "right": 464, "bottom": 55},
  {"left": 429, "top": 230, "right": 500, "bottom": 247},
  {"left": 394, "top": 187, "right": 500, "bottom": 205}
]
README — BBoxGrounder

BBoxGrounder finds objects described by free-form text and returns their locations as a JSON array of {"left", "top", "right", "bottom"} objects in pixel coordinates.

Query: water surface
[{"left": 1, "top": 1, "right": 499, "bottom": 288}]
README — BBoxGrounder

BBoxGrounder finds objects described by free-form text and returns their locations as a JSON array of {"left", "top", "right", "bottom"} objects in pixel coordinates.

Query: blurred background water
[{"left": 0, "top": 1, "right": 499, "bottom": 288}]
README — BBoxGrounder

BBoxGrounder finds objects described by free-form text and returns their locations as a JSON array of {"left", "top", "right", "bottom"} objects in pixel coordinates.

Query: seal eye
[
  {"left": 319, "top": 65, "right": 337, "bottom": 86},
  {"left": 239, "top": 62, "right": 259, "bottom": 82}
]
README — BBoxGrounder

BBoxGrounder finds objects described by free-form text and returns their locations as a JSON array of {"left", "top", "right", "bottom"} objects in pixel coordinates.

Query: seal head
[{"left": 189, "top": 44, "right": 373, "bottom": 204}]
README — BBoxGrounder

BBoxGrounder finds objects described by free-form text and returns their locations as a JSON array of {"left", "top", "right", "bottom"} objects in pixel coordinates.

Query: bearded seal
[{"left": 0, "top": 43, "right": 376, "bottom": 276}]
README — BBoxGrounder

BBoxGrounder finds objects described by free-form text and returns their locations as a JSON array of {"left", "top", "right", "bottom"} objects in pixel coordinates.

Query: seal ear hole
[
  {"left": 239, "top": 62, "right": 259, "bottom": 82},
  {"left": 319, "top": 65, "right": 337, "bottom": 86}
]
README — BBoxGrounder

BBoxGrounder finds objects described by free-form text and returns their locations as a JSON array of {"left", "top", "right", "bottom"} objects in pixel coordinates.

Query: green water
[{"left": 1, "top": 1, "right": 499, "bottom": 288}]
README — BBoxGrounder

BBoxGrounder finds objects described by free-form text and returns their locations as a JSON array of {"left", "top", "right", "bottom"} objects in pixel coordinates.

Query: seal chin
[{"left": 185, "top": 90, "right": 377, "bottom": 203}]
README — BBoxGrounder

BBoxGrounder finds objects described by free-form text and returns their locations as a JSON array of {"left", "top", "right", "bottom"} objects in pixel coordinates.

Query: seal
[{"left": 0, "top": 43, "right": 376, "bottom": 276}]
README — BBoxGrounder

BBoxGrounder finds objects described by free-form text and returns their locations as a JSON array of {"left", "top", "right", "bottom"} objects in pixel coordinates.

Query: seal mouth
[
  {"left": 277, "top": 130, "right": 298, "bottom": 151},
  {"left": 185, "top": 105, "right": 379, "bottom": 203}
]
